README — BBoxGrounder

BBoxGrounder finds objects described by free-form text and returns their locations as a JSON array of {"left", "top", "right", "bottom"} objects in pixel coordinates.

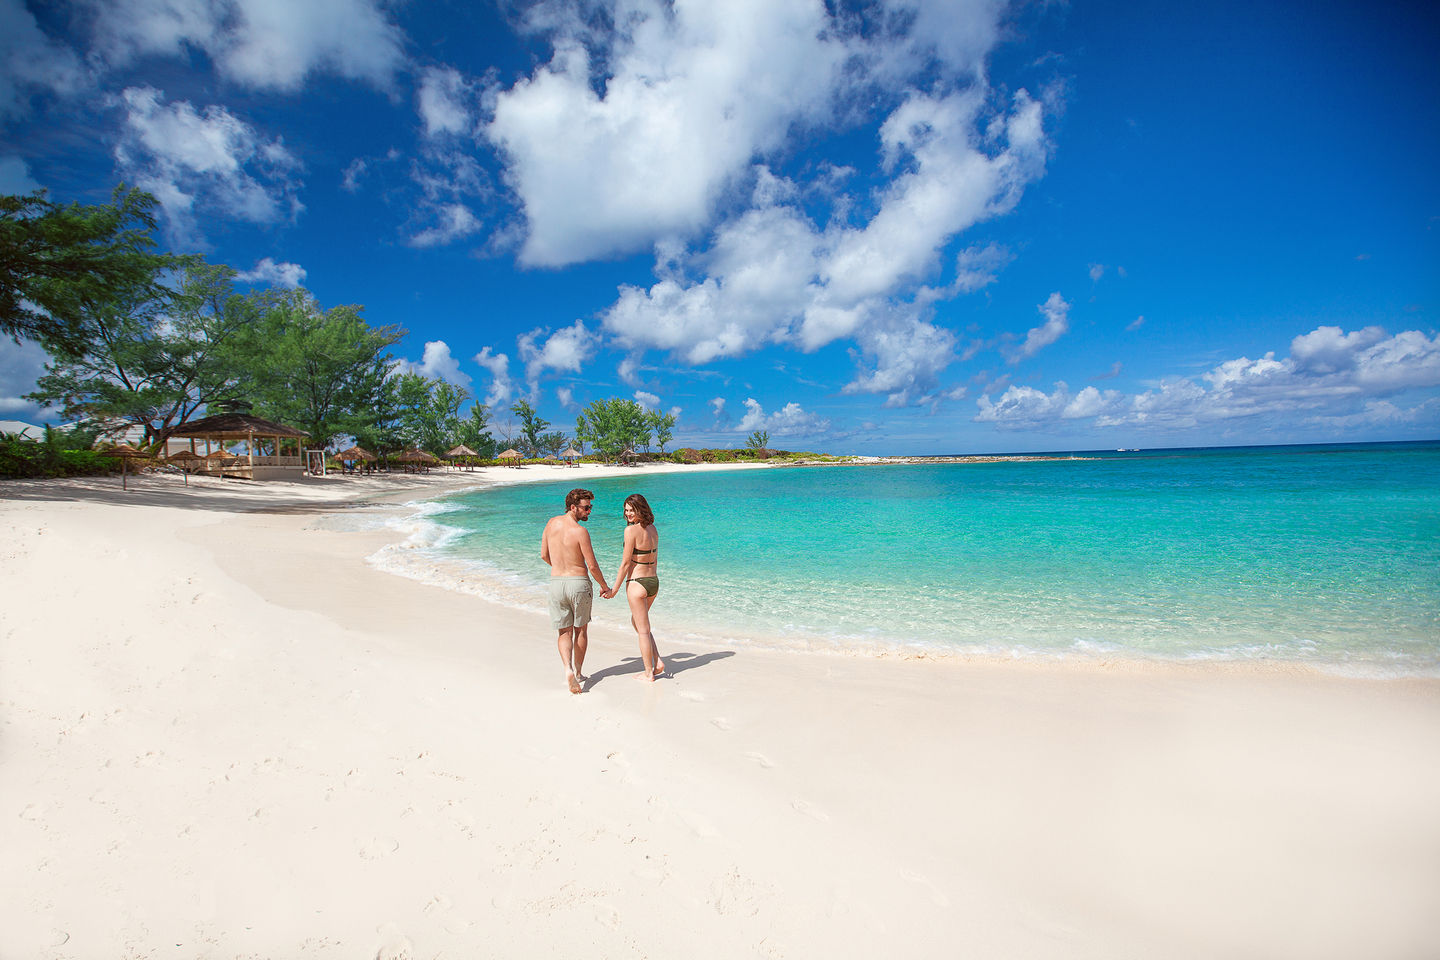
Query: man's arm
[
  {"left": 579, "top": 529, "right": 609, "bottom": 594},
  {"left": 540, "top": 519, "right": 552, "bottom": 567}
]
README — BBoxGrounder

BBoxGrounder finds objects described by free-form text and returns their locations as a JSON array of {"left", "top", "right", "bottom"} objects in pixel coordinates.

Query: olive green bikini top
[{"left": 632, "top": 545, "right": 657, "bottom": 562}]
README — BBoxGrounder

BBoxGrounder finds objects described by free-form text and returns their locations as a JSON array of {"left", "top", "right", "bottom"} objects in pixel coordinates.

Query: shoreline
[
  {"left": 3, "top": 469, "right": 1439, "bottom": 957},
  {"left": 336, "top": 464, "right": 1440, "bottom": 681}
]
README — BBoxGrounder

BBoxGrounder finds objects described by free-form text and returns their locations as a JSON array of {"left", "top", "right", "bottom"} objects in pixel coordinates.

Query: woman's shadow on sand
[{"left": 583, "top": 650, "right": 734, "bottom": 689}]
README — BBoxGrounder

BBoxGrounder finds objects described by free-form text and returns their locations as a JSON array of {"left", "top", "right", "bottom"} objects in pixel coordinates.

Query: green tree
[
  {"left": 746, "top": 429, "right": 770, "bottom": 450},
  {"left": 509, "top": 398, "right": 550, "bottom": 457},
  {"left": 2, "top": 185, "right": 180, "bottom": 356},
  {"left": 538, "top": 431, "right": 568, "bottom": 457},
  {"left": 392, "top": 372, "right": 468, "bottom": 453},
  {"left": 456, "top": 402, "right": 496, "bottom": 458},
  {"left": 578, "top": 397, "right": 647, "bottom": 461},
  {"left": 27, "top": 261, "right": 251, "bottom": 448},
  {"left": 227, "top": 289, "right": 404, "bottom": 449},
  {"left": 647, "top": 409, "right": 677, "bottom": 453}
]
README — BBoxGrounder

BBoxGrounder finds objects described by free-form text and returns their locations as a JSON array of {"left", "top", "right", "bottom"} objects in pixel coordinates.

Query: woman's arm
[{"left": 606, "top": 527, "right": 636, "bottom": 598}]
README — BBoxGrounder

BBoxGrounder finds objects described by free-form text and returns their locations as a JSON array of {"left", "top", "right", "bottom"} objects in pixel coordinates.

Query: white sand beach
[{"left": 3, "top": 465, "right": 1439, "bottom": 959}]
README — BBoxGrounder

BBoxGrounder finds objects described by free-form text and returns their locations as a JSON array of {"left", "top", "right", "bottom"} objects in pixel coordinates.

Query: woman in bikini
[{"left": 604, "top": 493, "right": 665, "bottom": 681}]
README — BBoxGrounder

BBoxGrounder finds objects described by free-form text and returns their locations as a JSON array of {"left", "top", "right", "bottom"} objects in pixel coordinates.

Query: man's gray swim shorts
[{"left": 547, "top": 576, "right": 593, "bottom": 630}]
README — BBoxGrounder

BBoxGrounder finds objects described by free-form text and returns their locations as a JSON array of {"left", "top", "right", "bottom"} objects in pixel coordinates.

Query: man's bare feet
[
  {"left": 574, "top": 673, "right": 588, "bottom": 684},
  {"left": 567, "top": 671, "right": 582, "bottom": 694}
]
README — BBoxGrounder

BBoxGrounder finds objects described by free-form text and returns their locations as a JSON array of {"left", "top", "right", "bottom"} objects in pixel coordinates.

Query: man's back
[{"left": 542, "top": 514, "right": 592, "bottom": 577}]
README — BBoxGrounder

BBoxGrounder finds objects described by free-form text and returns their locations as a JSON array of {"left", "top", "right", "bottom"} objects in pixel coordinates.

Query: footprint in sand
[
  {"left": 358, "top": 837, "right": 400, "bottom": 860},
  {"left": 710, "top": 867, "right": 762, "bottom": 917},
  {"left": 710, "top": 717, "right": 732, "bottom": 730},
  {"left": 790, "top": 799, "right": 830, "bottom": 822},
  {"left": 422, "top": 895, "right": 452, "bottom": 916},
  {"left": 898, "top": 868, "right": 952, "bottom": 908},
  {"left": 373, "top": 922, "right": 413, "bottom": 960},
  {"left": 745, "top": 752, "right": 775, "bottom": 769},
  {"left": 678, "top": 689, "right": 705, "bottom": 702}
]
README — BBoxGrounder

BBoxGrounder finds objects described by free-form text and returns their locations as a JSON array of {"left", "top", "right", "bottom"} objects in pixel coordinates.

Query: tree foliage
[
  {"left": 225, "top": 289, "right": 404, "bottom": 449},
  {"left": 27, "top": 261, "right": 252, "bottom": 448},
  {"left": 392, "top": 372, "right": 468, "bottom": 453},
  {"left": 456, "top": 402, "right": 496, "bottom": 458},
  {"left": 647, "top": 409, "right": 677, "bottom": 453},
  {"left": 746, "top": 429, "right": 770, "bottom": 450},
  {"left": 576, "top": 398, "right": 649, "bottom": 460},
  {"left": 509, "top": 398, "right": 550, "bottom": 457},
  {"left": 1, "top": 186, "right": 181, "bottom": 356}
]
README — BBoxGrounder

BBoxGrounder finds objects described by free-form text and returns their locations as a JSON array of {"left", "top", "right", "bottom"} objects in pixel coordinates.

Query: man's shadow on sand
[{"left": 583, "top": 650, "right": 734, "bottom": 690}]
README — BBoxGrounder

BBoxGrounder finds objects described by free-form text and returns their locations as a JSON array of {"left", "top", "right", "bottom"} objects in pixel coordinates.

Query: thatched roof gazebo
[
  {"left": 561, "top": 446, "right": 581, "bottom": 467},
  {"left": 498, "top": 448, "right": 522, "bottom": 468},
  {"left": 166, "top": 413, "right": 310, "bottom": 480}
]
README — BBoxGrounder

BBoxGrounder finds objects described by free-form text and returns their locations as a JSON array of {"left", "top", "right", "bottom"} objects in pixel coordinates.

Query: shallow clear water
[{"left": 362, "top": 442, "right": 1440, "bottom": 675}]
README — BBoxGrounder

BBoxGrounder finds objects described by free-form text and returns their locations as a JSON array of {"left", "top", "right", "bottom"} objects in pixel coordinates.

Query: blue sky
[{"left": 2, "top": 0, "right": 1436, "bottom": 454}]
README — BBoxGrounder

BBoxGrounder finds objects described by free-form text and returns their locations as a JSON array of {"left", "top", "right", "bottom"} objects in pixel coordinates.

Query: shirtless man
[{"left": 540, "top": 488, "right": 611, "bottom": 693}]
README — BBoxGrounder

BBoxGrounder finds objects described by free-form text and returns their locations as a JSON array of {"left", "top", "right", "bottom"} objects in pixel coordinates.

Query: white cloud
[
  {"left": 556, "top": 386, "right": 576, "bottom": 410},
  {"left": 235, "top": 257, "right": 306, "bottom": 288},
  {"left": 0, "top": 155, "right": 42, "bottom": 194},
  {"left": 474, "top": 346, "right": 513, "bottom": 407},
  {"left": 1088, "top": 263, "right": 1104, "bottom": 282},
  {"left": 603, "top": 85, "right": 1049, "bottom": 385},
  {"left": 634, "top": 390, "right": 660, "bottom": 408},
  {"left": 1063, "top": 385, "right": 1124, "bottom": 419},
  {"left": 0, "top": 0, "right": 87, "bottom": 118},
  {"left": 947, "top": 243, "right": 1013, "bottom": 296},
  {"left": 1127, "top": 315, "right": 1145, "bottom": 332},
  {"left": 974, "top": 384, "right": 1068, "bottom": 425},
  {"left": 974, "top": 324, "right": 1440, "bottom": 432},
  {"left": 617, "top": 357, "right": 642, "bottom": 386},
  {"left": 85, "top": 0, "right": 405, "bottom": 92},
  {"left": 735, "top": 397, "right": 830, "bottom": 437},
  {"left": 518, "top": 320, "right": 597, "bottom": 393},
  {"left": 1093, "top": 361, "right": 1122, "bottom": 380},
  {"left": 0, "top": 337, "right": 60, "bottom": 420},
  {"left": 418, "top": 66, "right": 481, "bottom": 138},
  {"left": 395, "top": 341, "right": 473, "bottom": 391},
  {"left": 487, "top": 0, "right": 850, "bottom": 267},
  {"left": 1007, "top": 291, "right": 1069, "bottom": 362},
  {"left": 113, "top": 86, "right": 301, "bottom": 245},
  {"left": 842, "top": 314, "right": 959, "bottom": 408},
  {"left": 408, "top": 203, "right": 482, "bottom": 248}
]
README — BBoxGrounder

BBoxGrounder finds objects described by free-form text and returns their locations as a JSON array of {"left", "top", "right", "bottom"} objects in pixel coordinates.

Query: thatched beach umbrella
[
  {"left": 166, "top": 449, "right": 204, "bottom": 486},
  {"left": 498, "top": 448, "right": 521, "bottom": 468},
  {"left": 336, "top": 445, "right": 376, "bottom": 474},
  {"left": 104, "top": 442, "right": 145, "bottom": 490},
  {"left": 445, "top": 444, "right": 479, "bottom": 471},
  {"left": 397, "top": 447, "right": 439, "bottom": 473},
  {"left": 561, "top": 446, "right": 581, "bottom": 467}
]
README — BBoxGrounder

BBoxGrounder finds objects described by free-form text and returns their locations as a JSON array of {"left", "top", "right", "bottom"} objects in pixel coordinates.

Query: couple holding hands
[{"left": 541, "top": 488, "right": 664, "bottom": 693}]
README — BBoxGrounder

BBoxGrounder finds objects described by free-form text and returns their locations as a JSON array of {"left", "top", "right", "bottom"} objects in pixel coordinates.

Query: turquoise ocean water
[{"left": 363, "top": 442, "right": 1440, "bottom": 676}]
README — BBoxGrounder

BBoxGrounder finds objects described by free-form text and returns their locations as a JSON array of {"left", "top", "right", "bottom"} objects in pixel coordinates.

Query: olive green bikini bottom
[{"left": 628, "top": 576, "right": 659, "bottom": 598}]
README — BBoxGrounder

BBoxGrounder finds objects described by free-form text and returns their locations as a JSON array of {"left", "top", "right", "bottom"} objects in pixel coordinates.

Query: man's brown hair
[{"left": 565, "top": 488, "right": 595, "bottom": 510}]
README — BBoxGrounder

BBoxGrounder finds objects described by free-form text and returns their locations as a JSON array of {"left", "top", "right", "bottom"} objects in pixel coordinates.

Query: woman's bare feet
[{"left": 566, "top": 671, "right": 582, "bottom": 694}]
